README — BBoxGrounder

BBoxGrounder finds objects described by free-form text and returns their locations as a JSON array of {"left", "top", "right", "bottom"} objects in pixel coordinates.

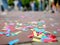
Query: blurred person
[
  {"left": 44, "top": 0, "right": 49, "bottom": 10},
  {"left": 18, "top": 0, "right": 23, "bottom": 11},
  {"left": 14, "top": 0, "right": 19, "bottom": 11},
  {"left": 34, "top": 0, "right": 39, "bottom": 11},
  {"left": 39, "top": 0, "right": 44, "bottom": 11},
  {"left": 56, "top": 0, "right": 60, "bottom": 12},
  {"left": 0, "top": 0, "right": 4, "bottom": 12},
  {"left": 1, "top": 0, "right": 8, "bottom": 15},
  {"left": 8, "top": 0, "right": 14, "bottom": 11},
  {"left": 51, "top": 1, "right": 56, "bottom": 13},
  {"left": 30, "top": 1, "right": 35, "bottom": 11}
]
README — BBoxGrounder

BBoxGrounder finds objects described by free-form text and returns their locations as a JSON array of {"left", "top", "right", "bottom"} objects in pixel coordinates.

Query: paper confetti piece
[
  {"left": 6, "top": 25, "right": 15, "bottom": 32},
  {"left": 0, "top": 32, "right": 4, "bottom": 34},
  {"left": 43, "top": 25, "right": 46, "bottom": 28},
  {"left": 21, "top": 16, "right": 25, "bottom": 18},
  {"left": 6, "top": 33, "right": 10, "bottom": 37},
  {"left": 11, "top": 31, "right": 22, "bottom": 36},
  {"left": 38, "top": 22, "right": 43, "bottom": 26},
  {"left": 53, "top": 31, "right": 57, "bottom": 34},
  {"left": 34, "top": 27, "right": 45, "bottom": 32},
  {"left": 32, "top": 38, "right": 42, "bottom": 42},
  {"left": 40, "top": 20, "right": 45, "bottom": 23},
  {"left": 57, "top": 29, "right": 60, "bottom": 31},
  {"left": 28, "top": 32, "right": 34, "bottom": 38},
  {"left": 11, "top": 33, "right": 16, "bottom": 36},
  {"left": 8, "top": 39, "right": 19, "bottom": 45},
  {"left": 33, "top": 31, "right": 37, "bottom": 37},
  {"left": 33, "top": 31, "right": 45, "bottom": 38},
  {"left": 0, "top": 32, "right": 4, "bottom": 36},
  {"left": 36, "top": 33, "right": 45, "bottom": 38},
  {"left": 9, "top": 23, "right": 15, "bottom": 25},
  {"left": 50, "top": 24, "right": 55, "bottom": 27},
  {"left": 14, "top": 31, "right": 22, "bottom": 35}
]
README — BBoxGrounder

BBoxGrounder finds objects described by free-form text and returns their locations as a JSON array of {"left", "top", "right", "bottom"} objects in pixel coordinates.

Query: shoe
[{"left": 1, "top": 12, "right": 7, "bottom": 15}]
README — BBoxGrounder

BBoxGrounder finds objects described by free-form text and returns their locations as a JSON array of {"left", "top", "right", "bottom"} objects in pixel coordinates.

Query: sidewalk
[{"left": 0, "top": 11, "right": 60, "bottom": 45}]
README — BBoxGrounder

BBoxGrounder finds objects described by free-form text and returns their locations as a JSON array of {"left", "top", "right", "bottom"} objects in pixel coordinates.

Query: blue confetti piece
[
  {"left": 42, "top": 36, "right": 48, "bottom": 39},
  {"left": 8, "top": 39, "right": 19, "bottom": 45},
  {"left": 43, "top": 31, "right": 48, "bottom": 34},
  {"left": 41, "top": 36, "right": 48, "bottom": 42},
  {"left": 6, "top": 34, "right": 10, "bottom": 37},
  {"left": 0, "top": 32, "right": 4, "bottom": 34},
  {"left": 8, "top": 29, "right": 11, "bottom": 32},
  {"left": 34, "top": 28, "right": 45, "bottom": 32}
]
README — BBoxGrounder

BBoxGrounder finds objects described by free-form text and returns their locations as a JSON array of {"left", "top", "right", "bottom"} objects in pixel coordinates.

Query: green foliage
[
  {"left": 21, "top": 0, "right": 30, "bottom": 6},
  {"left": 7, "top": 0, "right": 39, "bottom": 7},
  {"left": 8, "top": 0, "right": 14, "bottom": 5}
]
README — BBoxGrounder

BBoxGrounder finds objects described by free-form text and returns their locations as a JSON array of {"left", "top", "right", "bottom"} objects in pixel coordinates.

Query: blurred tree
[
  {"left": 34, "top": 0, "right": 39, "bottom": 10},
  {"left": 21, "top": 0, "right": 30, "bottom": 6},
  {"left": 35, "top": 0, "right": 39, "bottom": 7},
  {"left": 8, "top": 0, "right": 14, "bottom": 6}
]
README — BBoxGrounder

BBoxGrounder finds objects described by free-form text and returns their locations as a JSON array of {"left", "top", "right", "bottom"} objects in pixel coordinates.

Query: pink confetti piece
[
  {"left": 9, "top": 23, "right": 15, "bottom": 25},
  {"left": 57, "top": 29, "right": 60, "bottom": 31},
  {"left": 6, "top": 25, "right": 15, "bottom": 32},
  {"left": 43, "top": 25, "right": 46, "bottom": 28},
  {"left": 21, "top": 16, "right": 25, "bottom": 18},
  {"left": 40, "top": 20, "right": 45, "bottom": 23},
  {"left": 50, "top": 24, "right": 55, "bottom": 27}
]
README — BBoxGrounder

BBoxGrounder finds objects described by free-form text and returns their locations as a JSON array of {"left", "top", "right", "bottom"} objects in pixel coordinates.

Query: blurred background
[
  {"left": 0, "top": 0, "right": 60, "bottom": 12},
  {"left": 0, "top": 0, "right": 60, "bottom": 45}
]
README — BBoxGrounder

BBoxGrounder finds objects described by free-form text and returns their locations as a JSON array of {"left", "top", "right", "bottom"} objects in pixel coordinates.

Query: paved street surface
[{"left": 0, "top": 11, "right": 60, "bottom": 45}]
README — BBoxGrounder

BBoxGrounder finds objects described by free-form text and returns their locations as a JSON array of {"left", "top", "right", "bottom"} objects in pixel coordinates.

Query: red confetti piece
[
  {"left": 0, "top": 34, "right": 4, "bottom": 36},
  {"left": 28, "top": 32, "right": 34, "bottom": 38}
]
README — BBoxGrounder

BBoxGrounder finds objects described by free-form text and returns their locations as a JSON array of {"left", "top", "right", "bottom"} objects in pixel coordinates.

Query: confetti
[
  {"left": 32, "top": 38, "right": 42, "bottom": 42},
  {"left": 21, "top": 16, "right": 25, "bottom": 18},
  {"left": 6, "top": 33, "right": 10, "bottom": 37},
  {"left": 34, "top": 27, "right": 45, "bottom": 32},
  {"left": 53, "top": 31, "right": 57, "bottom": 34},
  {"left": 14, "top": 31, "right": 22, "bottom": 35},
  {"left": 8, "top": 39, "right": 19, "bottom": 45},
  {"left": 57, "top": 29, "right": 60, "bottom": 31}
]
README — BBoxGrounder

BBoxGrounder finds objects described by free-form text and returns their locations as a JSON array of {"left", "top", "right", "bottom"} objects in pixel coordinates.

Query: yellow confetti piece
[
  {"left": 32, "top": 38, "right": 42, "bottom": 42},
  {"left": 30, "top": 29, "right": 34, "bottom": 31},
  {"left": 38, "top": 26, "right": 43, "bottom": 29},
  {"left": 35, "top": 34, "right": 45, "bottom": 38},
  {"left": 33, "top": 31, "right": 45, "bottom": 38},
  {"left": 33, "top": 31, "right": 37, "bottom": 36},
  {"left": 15, "top": 31, "right": 22, "bottom": 35}
]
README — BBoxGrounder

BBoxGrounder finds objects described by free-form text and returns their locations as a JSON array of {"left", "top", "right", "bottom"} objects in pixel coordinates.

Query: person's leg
[
  {"left": 18, "top": 1, "right": 23, "bottom": 11},
  {"left": 1, "top": 5, "right": 4, "bottom": 12},
  {"left": 2, "top": 0, "right": 8, "bottom": 10},
  {"left": 1, "top": 0, "right": 8, "bottom": 15}
]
